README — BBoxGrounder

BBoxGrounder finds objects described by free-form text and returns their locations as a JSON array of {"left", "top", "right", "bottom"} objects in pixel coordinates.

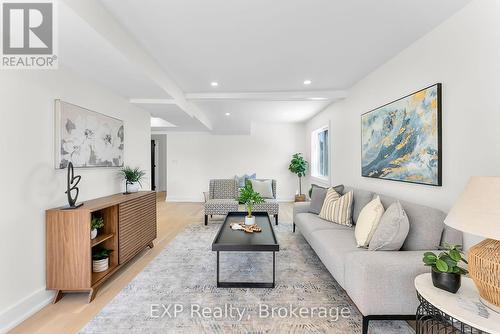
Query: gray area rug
[{"left": 81, "top": 219, "right": 414, "bottom": 334}]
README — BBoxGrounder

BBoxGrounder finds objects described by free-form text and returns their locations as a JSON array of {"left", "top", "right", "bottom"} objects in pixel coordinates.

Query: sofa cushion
[
  {"left": 319, "top": 190, "right": 353, "bottom": 226},
  {"left": 307, "top": 229, "right": 363, "bottom": 288},
  {"left": 295, "top": 212, "right": 353, "bottom": 240},
  {"left": 369, "top": 201, "right": 409, "bottom": 251},
  {"left": 355, "top": 196, "right": 385, "bottom": 248},
  {"left": 343, "top": 187, "right": 374, "bottom": 224},
  {"left": 378, "top": 194, "right": 445, "bottom": 251},
  {"left": 212, "top": 179, "right": 238, "bottom": 199},
  {"left": 309, "top": 184, "right": 344, "bottom": 215}
]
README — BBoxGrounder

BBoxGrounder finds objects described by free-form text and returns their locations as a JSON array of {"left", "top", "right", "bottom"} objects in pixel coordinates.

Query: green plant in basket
[{"left": 92, "top": 248, "right": 113, "bottom": 261}]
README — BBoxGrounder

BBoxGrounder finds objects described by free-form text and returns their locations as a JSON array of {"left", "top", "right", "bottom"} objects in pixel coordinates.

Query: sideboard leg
[
  {"left": 148, "top": 241, "right": 154, "bottom": 248},
  {"left": 88, "top": 288, "right": 98, "bottom": 303},
  {"left": 52, "top": 290, "right": 63, "bottom": 304}
]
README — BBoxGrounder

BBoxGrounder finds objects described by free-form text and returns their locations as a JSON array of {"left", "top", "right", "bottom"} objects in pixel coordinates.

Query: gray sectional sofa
[{"left": 293, "top": 186, "right": 462, "bottom": 334}]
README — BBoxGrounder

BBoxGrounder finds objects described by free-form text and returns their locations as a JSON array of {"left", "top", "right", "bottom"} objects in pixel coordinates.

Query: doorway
[{"left": 151, "top": 134, "right": 167, "bottom": 194}]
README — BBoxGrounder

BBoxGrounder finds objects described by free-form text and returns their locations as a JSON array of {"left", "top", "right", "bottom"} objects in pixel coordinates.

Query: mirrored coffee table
[{"left": 212, "top": 212, "right": 279, "bottom": 288}]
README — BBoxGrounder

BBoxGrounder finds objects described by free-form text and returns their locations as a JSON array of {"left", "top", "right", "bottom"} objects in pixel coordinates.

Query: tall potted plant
[
  {"left": 238, "top": 185, "right": 265, "bottom": 226},
  {"left": 289, "top": 153, "right": 308, "bottom": 202},
  {"left": 422, "top": 244, "right": 468, "bottom": 293},
  {"left": 119, "top": 166, "right": 146, "bottom": 193}
]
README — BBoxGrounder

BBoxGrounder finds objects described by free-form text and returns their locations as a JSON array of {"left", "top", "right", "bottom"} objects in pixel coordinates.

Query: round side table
[{"left": 415, "top": 273, "right": 500, "bottom": 334}]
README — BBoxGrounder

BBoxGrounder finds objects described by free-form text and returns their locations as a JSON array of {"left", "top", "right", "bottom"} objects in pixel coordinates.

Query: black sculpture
[{"left": 64, "top": 162, "right": 83, "bottom": 209}]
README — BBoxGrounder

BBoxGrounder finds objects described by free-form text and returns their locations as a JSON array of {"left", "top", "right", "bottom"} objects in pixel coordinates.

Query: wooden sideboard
[{"left": 45, "top": 191, "right": 157, "bottom": 303}]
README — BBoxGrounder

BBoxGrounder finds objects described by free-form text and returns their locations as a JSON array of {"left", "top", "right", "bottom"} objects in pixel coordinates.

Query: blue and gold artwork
[{"left": 361, "top": 84, "right": 442, "bottom": 186}]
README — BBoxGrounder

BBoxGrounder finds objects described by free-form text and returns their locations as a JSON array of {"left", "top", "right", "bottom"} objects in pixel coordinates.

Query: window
[{"left": 311, "top": 126, "right": 329, "bottom": 179}]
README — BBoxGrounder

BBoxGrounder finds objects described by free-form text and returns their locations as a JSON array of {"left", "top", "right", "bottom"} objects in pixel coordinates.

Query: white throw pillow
[
  {"left": 250, "top": 179, "right": 274, "bottom": 198},
  {"left": 355, "top": 196, "right": 385, "bottom": 248}
]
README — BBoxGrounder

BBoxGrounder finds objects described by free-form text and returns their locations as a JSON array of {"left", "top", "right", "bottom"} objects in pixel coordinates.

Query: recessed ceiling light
[
  {"left": 309, "top": 97, "right": 327, "bottom": 101},
  {"left": 225, "top": 112, "right": 231, "bottom": 116},
  {"left": 211, "top": 81, "right": 219, "bottom": 87},
  {"left": 303, "top": 80, "right": 312, "bottom": 85}
]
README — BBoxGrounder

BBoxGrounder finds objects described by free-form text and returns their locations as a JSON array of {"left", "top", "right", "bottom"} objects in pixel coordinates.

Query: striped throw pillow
[{"left": 319, "top": 189, "right": 353, "bottom": 226}]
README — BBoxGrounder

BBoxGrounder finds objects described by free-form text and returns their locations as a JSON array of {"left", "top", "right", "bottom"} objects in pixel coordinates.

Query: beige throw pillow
[
  {"left": 354, "top": 195, "right": 385, "bottom": 248},
  {"left": 319, "top": 189, "right": 353, "bottom": 226}
]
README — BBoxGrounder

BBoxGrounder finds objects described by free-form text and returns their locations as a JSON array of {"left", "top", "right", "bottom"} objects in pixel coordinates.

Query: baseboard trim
[
  {"left": 166, "top": 197, "right": 203, "bottom": 203},
  {"left": 166, "top": 197, "right": 295, "bottom": 203},
  {"left": 0, "top": 288, "right": 54, "bottom": 334}
]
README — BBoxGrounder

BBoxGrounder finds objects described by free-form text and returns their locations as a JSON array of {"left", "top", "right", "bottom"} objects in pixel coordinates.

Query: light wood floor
[{"left": 11, "top": 196, "right": 293, "bottom": 334}]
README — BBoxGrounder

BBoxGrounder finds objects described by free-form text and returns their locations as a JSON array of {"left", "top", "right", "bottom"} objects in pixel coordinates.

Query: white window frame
[{"left": 311, "top": 125, "right": 329, "bottom": 182}]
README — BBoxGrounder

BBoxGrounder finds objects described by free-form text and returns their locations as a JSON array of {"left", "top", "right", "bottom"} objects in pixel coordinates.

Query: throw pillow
[
  {"left": 309, "top": 184, "right": 344, "bottom": 215},
  {"left": 319, "top": 189, "right": 353, "bottom": 226},
  {"left": 354, "top": 196, "right": 385, "bottom": 248},
  {"left": 250, "top": 179, "right": 274, "bottom": 199},
  {"left": 369, "top": 201, "right": 409, "bottom": 251},
  {"left": 235, "top": 175, "right": 246, "bottom": 188}
]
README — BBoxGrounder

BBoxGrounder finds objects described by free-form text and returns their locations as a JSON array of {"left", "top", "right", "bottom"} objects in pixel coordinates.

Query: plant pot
[
  {"left": 90, "top": 228, "right": 97, "bottom": 240},
  {"left": 93, "top": 258, "right": 109, "bottom": 273},
  {"left": 126, "top": 182, "right": 139, "bottom": 193},
  {"left": 295, "top": 194, "right": 306, "bottom": 202},
  {"left": 432, "top": 268, "right": 461, "bottom": 293},
  {"left": 245, "top": 216, "right": 255, "bottom": 226}
]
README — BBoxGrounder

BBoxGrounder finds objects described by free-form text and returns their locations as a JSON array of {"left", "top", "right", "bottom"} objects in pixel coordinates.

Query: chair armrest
[
  {"left": 293, "top": 202, "right": 311, "bottom": 222},
  {"left": 203, "top": 192, "right": 209, "bottom": 202}
]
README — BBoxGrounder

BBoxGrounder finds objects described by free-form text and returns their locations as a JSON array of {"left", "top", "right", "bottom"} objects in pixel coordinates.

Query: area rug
[{"left": 81, "top": 219, "right": 414, "bottom": 334}]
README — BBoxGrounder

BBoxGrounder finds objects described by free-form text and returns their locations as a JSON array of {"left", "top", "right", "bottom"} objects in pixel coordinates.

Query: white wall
[
  {"left": 167, "top": 123, "right": 306, "bottom": 202},
  {"left": 0, "top": 68, "right": 151, "bottom": 332},
  {"left": 305, "top": 0, "right": 500, "bottom": 249}
]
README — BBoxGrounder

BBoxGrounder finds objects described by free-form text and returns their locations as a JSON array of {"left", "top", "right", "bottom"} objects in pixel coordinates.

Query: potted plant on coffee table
[
  {"left": 422, "top": 244, "right": 468, "bottom": 293},
  {"left": 288, "top": 153, "right": 308, "bottom": 202},
  {"left": 90, "top": 216, "right": 104, "bottom": 240},
  {"left": 238, "top": 184, "right": 265, "bottom": 226},
  {"left": 92, "top": 248, "right": 113, "bottom": 273},
  {"left": 119, "top": 166, "right": 146, "bottom": 194}
]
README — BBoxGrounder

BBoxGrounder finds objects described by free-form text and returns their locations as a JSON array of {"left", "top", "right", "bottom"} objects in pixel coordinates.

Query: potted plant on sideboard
[
  {"left": 90, "top": 216, "right": 104, "bottom": 240},
  {"left": 423, "top": 244, "right": 469, "bottom": 293},
  {"left": 92, "top": 248, "right": 113, "bottom": 273},
  {"left": 119, "top": 166, "right": 146, "bottom": 194},
  {"left": 239, "top": 184, "right": 264, "bottom": 226},
  {"left": 288, "top": 153, "right": 308, "bottom": 202}
]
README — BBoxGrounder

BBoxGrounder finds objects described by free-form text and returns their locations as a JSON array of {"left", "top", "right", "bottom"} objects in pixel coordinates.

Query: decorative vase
[
  {"left": 245, "top": 216, "right": 255, "bottom": 226},
  {"left": 126, "top": 182, "right": 139, "bottom": 193},
  {"left": 93, "top": 258, "right": 109, "bottom": 273},
  {"left": 432, "top": 268, "right": 461, "bottom": 293},
  {"left": 90, "top": 229, "right": 97, "bottom": 240}
]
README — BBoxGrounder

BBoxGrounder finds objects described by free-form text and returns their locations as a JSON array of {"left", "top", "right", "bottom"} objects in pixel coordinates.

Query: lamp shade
[{"left": 444, "top": 176, "right": 500, "bottom": 240}]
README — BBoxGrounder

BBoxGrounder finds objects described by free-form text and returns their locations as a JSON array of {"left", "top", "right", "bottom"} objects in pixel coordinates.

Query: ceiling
[{"left": 60, "top": 0, "right": 471, "bottom": 134}]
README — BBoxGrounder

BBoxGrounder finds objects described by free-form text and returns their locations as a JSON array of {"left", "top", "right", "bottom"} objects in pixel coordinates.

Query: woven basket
[{"left": 468, "top": 239, "right": 500, "bottom": 308}]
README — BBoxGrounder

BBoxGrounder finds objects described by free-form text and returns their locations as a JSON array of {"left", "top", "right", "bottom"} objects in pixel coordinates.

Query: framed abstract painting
[
  {"left": 361, "top": 84, "right": 442, "bottom": 186},
  {"left": 55, "top": 100, "right": 124, "bottom": 169}
]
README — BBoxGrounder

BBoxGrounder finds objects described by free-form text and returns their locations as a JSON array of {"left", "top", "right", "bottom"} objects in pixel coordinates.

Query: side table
[{"left": 415, "top": 273, "right": 500, "bottom": 334}]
